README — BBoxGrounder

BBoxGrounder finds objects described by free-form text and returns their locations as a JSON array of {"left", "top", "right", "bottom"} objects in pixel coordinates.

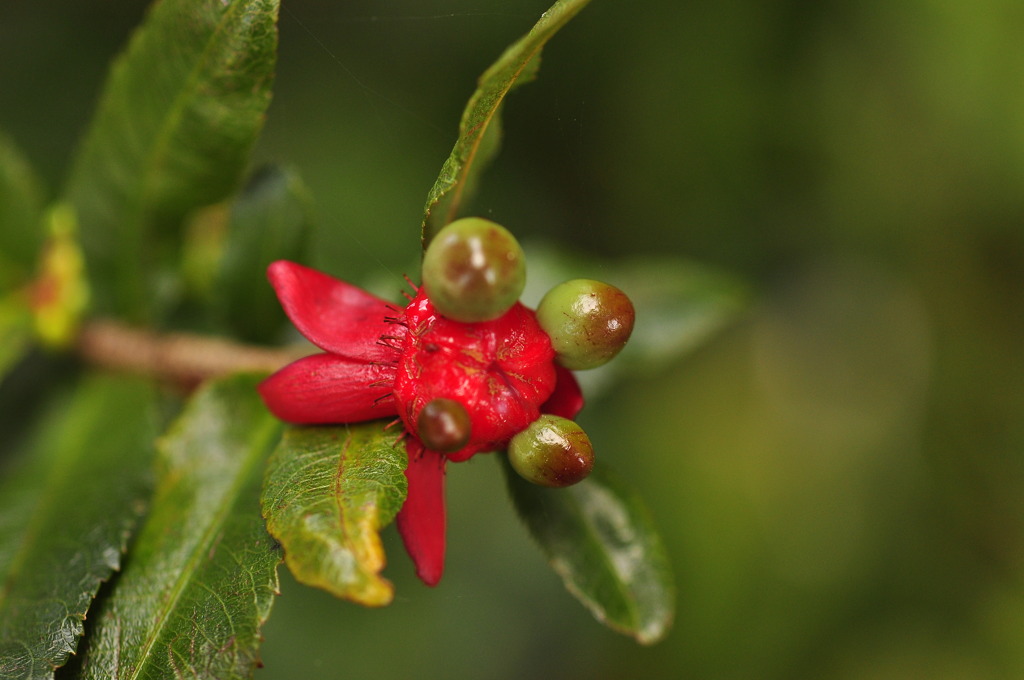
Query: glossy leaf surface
[
  {"left": 503, "top": 458, "right": 676, "bottom": 645},
  {"left": 262, "top": 424, "right": 408, "bottom": 606},
  {"left": 63, "top": 0, "right": 280, "bottom": 319},
  {"left": 421, "top": 0, "right": 592, "bottom": 245},
  {"left": 0, "top": 375, "right": 157, "bottom": 679},
  {"left": 66, "top": 375, "right": 282, "bottom": 680}
]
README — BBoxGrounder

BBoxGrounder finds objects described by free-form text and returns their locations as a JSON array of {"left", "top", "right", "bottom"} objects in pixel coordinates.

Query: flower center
[{"left": 393, "top": 290, "right": 557, "bottom": 461}]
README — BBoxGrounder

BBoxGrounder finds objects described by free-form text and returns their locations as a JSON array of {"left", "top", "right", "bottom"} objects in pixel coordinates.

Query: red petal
[
  {"left": 258, "top": 353, "right": 396, "bottom": 424},
  {"left": 268, "top": 260, "right": 398, "bottom": 362},
  {"left": 396, "top": 443, "right": 446, "bottom": 586},
  {"left": 541, "top": 365, "right": 585, "bottom": 419}
]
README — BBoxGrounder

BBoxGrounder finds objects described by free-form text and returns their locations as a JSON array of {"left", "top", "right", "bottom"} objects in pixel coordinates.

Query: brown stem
[{"left": 76, "top": 319, "right": 309, "bottom": 388}]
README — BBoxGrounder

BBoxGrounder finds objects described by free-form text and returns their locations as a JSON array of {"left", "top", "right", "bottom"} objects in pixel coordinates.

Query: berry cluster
[
  {"left": 418, "top": 217, "right": 635, "bottom": 488},
  {"left": 258, "top": 217, "right": 635, "bottom": 584}
]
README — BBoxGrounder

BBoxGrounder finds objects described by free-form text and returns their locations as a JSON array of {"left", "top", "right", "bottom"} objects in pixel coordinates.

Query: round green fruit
[
  {"left": 536, "top": 279, "right": 635, "bottom": 370},
  {"left": 508, "top": 414, "right": 594, "bottom": 488},
  {"left": 417, "top": 398, "right": 472, "bottom": 453},
  {"left": 421, "top": 217, "right": 526, "bottom": 322}
]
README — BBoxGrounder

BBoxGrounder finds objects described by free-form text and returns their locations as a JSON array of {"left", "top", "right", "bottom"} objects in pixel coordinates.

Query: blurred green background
[{"left": 3, "top": 0, "right": 1024, "bottom": 677}]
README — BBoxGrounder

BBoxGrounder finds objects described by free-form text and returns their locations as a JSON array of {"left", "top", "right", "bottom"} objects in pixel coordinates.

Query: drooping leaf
[
  {"left": 261, "top": 423, "right": 408, "bottom": 607},
  {"left": 62, "top": 0, "right": 280, "bottom": 320},
  {"left": 211, "top": 165, "right": 314, "bottom": 342},
  {"left": 502, "top": 457, "right": 676, "bottom": 645},
  {"left": 421, "top": 0, "right": 592, "bottom": 246},
  {"left": 0, "top": 375, "right": 158, "bottom": 679},
  {"left": 66, "top": 374, "right": 282, "bottom": 680},
  {"left": 523, "top": 243, "right": 748, "bottom": 396},
  {"left": 0, "top": 130, "right": 44, "bottom": 288}
]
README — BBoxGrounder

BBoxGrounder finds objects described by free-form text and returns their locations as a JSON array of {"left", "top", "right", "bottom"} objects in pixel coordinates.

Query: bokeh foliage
[{"left": 2, "top": 0, "right": 1023, "bottom": 678}]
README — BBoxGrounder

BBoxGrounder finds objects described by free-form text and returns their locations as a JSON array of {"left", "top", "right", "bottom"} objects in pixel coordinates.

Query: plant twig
[{"left": 76, "top": 319, "right": 308, "bottom": 388}]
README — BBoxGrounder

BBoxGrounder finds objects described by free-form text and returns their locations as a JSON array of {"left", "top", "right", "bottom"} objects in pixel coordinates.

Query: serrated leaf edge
[{"left": 124, "top": 390, "right": 281, "bottom": 678}]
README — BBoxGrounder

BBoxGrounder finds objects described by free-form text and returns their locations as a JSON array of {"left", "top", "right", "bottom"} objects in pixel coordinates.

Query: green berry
[
  {"left": 422, "top": 217, "right": 526, "bottom": 322},
  {"left": 536, "top": 279, "right": 635, "bottom": 370},
  {"left": 508, "top": 414, "right": 594, "bottom": 488},
  {"left": 417, "top": 398, "right": 472, "bottom": 453}
]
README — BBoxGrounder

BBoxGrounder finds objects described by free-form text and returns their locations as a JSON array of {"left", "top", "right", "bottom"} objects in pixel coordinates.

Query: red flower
[{"left": 258, "top": 261, "right": 583, "bottom": 586}]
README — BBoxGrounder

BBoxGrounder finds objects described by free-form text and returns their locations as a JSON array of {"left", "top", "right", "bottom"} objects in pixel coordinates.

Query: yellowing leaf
[{"left": 261, "top": 424, "right": 408, "bottom": 607}]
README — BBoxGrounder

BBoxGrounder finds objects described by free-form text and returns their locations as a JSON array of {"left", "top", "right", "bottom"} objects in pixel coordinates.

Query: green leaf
[
  {"left": 261, "top": 424, "right": 408, "bottom": 607},
  {"left": 67, "top": 374, "right": 282, "bottom": 680},
  {"left": 421, "top": 0, "right": 592, "bottom": 246},
  {"left": 0, "top": 130, "right": 44, "bottom": 377},
  {"left": 0, "top": 375, "right": 158, "bottom": 679},
  {"left": 502, "top": 458, "right": 676, "bottom": 645},
  {"left": 63, "top": 0, "right": 280, "bottom": 320},
  {"left": 0, "top": 293, "right": 32, "bottom": 383},
  {"left": 211, "top": 165, "right": 314, "bottom": 342},
  {"left": 0, "top": 130, "right": 45, "bottom": 288},
  {"left": 523, "top": 243, "right": 748, "bottom": 395}
]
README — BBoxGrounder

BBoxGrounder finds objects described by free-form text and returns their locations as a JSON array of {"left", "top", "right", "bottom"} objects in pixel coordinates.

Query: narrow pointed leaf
[
  {"left": 0, "top": 130, "right": 44, "bottom": 287},
  {"left": 261, "top": 424, "right": 408, "bottom": 607},
  {"left": 502, "top": 458, "right": 676, "bottom": 645},
  {"left": 421, "top": 0, "right": 592, "bottom": 245},
  {"left": 63, "top": 0, "right": 280, "bottom": 319},
  {"left": 67, "top": 374, "right": 282, "bottom": 680},
  {"left": 0, "top": 375, "right": 157, "bottom": 679}
]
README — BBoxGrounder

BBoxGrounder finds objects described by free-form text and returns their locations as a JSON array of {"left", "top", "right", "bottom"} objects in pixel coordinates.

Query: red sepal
[
  {"left": 267, "top": 260, "right": 399, "bottom": 363},
  {"left": 258, "top": 353, "right": 396, "bottom": 424},
  {"left": 541, "top": 365, "right": 585, "bottom": 419},
  {"left": 396, "top": 442, "right": 447, "bottom": 586}
]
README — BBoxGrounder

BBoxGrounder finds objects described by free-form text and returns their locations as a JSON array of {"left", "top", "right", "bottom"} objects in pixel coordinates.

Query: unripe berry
[
  {"left": 421, "top": 217, "right": 526, "bottom": 322},
  {"left": 417, "top": 398, "right": 473, "bottom": 453},
  {"left": 508, "top": 414, "right": 594, "bottom": 488},
  {"left": 536, "top": 279, "right": 635, "bottom": 370}
]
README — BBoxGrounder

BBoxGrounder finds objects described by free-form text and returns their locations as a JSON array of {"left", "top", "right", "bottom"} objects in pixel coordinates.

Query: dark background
[{"left": 2, "top": 1, "right": 1023, "bottom": 677}]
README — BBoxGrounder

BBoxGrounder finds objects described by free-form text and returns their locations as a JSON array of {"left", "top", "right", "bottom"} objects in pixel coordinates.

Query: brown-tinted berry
[
  {"left": 536, "top": 279, "right": 635, "bottom": 370},
  {"left": 417, "top": 398, "right": 472, "bottom": 453},
  {"left": 421, "top": 217, "right": 526, "bottom": 322},
  {"left": 507, "top": 414, "right": 594, "bottom": 488}
]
